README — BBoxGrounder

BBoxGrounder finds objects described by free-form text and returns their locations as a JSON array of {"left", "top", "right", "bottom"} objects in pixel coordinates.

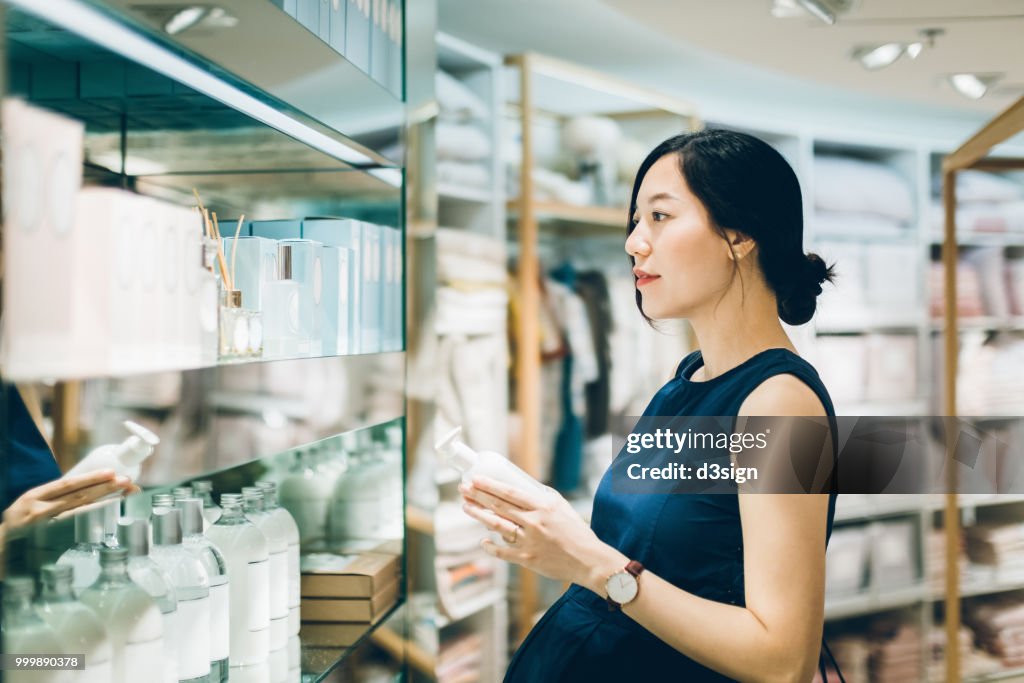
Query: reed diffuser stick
[
  {"left": 210, "top": 212, "right": 232, "bottom": 291},
  {"left": 231, "top": 214, "right": 245, "bottom": 292}
]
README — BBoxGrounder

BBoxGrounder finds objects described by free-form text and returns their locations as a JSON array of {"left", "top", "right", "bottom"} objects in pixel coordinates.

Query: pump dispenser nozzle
[
  {"left": 119, "top": 421, "right": 160, "bottom": 467},
  {"left": 434, "top": 427, "right": 478, "bottom": 473}
]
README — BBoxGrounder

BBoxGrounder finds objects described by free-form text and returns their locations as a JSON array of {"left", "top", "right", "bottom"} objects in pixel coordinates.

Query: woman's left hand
[{"left": 459, "top": 476, "right": 626, "bottom": 590}]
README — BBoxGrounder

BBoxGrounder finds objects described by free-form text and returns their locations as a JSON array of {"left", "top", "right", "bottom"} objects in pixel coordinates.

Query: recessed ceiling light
[
  {"left": 852, "top": 43, "right": 906, "bottom": 70},
  {"left": 905, "top": 42, "right": 924, "bottom": 59},
  {"left": 949, "top": 73, "right": 1004, "bottom": 100},
  {"left": 771, "top": 0, "right": 856, "bottom": 23},
  {"left": 165, "top": 6, "right": 207, "bottom": 35}
]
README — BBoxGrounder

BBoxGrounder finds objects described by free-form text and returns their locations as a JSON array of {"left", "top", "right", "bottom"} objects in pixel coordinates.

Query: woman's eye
[{"left": 652, "top": 211, "right": 668, "bottom": 222}]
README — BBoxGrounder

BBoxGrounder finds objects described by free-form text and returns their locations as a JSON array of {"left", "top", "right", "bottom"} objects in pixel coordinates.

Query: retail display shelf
[
  {"left": 406, "top": 505, "right": 436, "bottom": 535},
  {"left": 371, "top": 626, "right": 437, "bottom": 677},
  {"left": 930, "top": 317, "right": 1024, "bottom": 333},
  {"left": 437, "top": 588, "right": 506, "bottom": 628},
  {"left": 815, "top": 317, "right": 922, "bottom": 334},
  {"left": 834, "top": 399, "right": 929, "bottom": 417},
  {"left": 953, "top": 494, "right": 1024, "bottom": 510},
  {"left": 930, "top": 232, "right": 1024, "bottom": 247},
  {"left": 507, "top": 200, "right": 626, "bottom": 230},
  {"left": 965, "top": 666, "right": 1024, "bottom": 682},
  {"left": 833, "top": 497, "right": 930, "bottom": 523},
  {"left": 303, "top": 601, "right": 405, "bottom": 681},
  {"left": 824, "top": 583, "right": 927, "bottom": 620},
  {"left": 439, "top": 184, "right": 494, "bottom": 204},
  {"left": 941, "top": 573, "right": 1024, "bottom": 601},
  {"left": 813, "top": 227, "right": 919, "bottom": 243}
]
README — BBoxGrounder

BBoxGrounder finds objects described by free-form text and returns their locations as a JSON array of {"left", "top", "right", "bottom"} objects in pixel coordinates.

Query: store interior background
[{"left": 4, "top": 0, "right": 1024, "bottom": 682}]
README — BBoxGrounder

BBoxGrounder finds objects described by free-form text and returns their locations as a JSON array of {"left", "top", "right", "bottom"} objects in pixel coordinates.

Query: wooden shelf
[
  {"left": 507, "top": 200, "right": 626, "bottom": 230},
  {"left": 371, "top": 626, "right": 437, "bottom": 677},
  {"left": 439, "top": 184, "right": 493, "bottom": 204}
]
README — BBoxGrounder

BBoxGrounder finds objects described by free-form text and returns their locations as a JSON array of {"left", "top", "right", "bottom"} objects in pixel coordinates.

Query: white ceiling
[
  {"left": 601, "top": 0, "right": 1024, "bottom": 112},
  {"left": 438, "top": 0, "right": 1024, "bottom": 146}
]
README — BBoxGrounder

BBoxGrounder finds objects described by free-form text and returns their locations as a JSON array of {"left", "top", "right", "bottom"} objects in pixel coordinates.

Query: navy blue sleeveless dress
[{"left": 505, "top": 348, "right": 838, "bottom": 682}]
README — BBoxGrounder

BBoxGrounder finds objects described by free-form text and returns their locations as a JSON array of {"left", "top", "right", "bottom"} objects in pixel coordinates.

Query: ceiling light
[
  {"left": 852, "top": 43, "right": 906, "bottom": 70},
  {"left": 164, "top": 6, "right": 207, "bottom": 35},
  {"left": 796, "top": 0, "right": 837, "bottom": 25},
  {"left": 949, "top": 73, "right": 1004, "bottom": 100},
  {"left": 905, "top": 42, "right": 923, "bottom": 59},
  {"left": 772, "top": 0, "right": 856, "bottom": 23}
]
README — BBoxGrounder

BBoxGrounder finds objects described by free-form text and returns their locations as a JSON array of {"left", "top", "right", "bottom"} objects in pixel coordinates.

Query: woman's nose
[{"left": 625, "top": 224, "right": 651, "bottom": 258}]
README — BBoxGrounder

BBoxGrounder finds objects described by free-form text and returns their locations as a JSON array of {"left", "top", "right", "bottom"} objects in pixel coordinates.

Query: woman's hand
[
  {"left": 459, "top": 476, "right": 627, "bottom": 591},
  {"left": 2, "top": 470, "right": 139, "bottom": 531}
]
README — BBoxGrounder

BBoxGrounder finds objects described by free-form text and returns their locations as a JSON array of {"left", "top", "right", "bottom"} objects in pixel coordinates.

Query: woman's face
[{"left": 624, "top": 153, "right": 738, "bottom": 320}]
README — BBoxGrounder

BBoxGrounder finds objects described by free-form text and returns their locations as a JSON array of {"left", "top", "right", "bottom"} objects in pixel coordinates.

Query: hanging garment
[
  {"left": 504, "top": 348, "right": 839, "bottom": 683},
  {"left": 575, "top": 270, "right": 613, "bottom": 438}
]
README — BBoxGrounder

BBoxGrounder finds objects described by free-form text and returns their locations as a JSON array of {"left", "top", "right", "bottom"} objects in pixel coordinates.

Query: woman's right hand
[{"left": 2, "top": 470, "right": 139, "bottom": 531}]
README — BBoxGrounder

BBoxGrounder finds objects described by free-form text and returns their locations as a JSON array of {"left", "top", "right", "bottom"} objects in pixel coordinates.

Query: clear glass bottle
[
  {"left": 56, "top": 508, "right": 104, "bottom": 596},
  {"left": 262, "top": 244, "right": 312, "bottom": 359},
  {"left": 199, "top": 236, "right": 221, "bottom": 366},
  {"left": 241, "top": 488, "right": 287, "bottom": 652},
  {"left": 278, "top": 449, "right": 333, "bottom": 551},
  {"left": 191, "top": 480, "right": 222, "bottom": 527},
  {"left": 177, "top": 498, "right": 230, "bottom": 682},
  {"left": 37, "top": 564, "right": 113, "bottom": 683},
  {"left": 149, "top": 507, "right": 211, "bottom": 683},
  {"left": 1, "top": 576, "right": 73, "bottom": 683},
  {"left": 256, "top": 481, "right": 300, "bottom": 636},
  {"left": 206, "top": 494, "right": 270, "bottom": 666},
  {"left": 171, "top": 486, "right": 193, "bottom": 501},
  {"left": 79, "top": 548, "right": 164, "bottom": 683},
  {"left": 117, "top": 518, "right": 179, "bottom": 683},
  {"left": 220, "top": 289, "right": 262, "bottom": 360}
]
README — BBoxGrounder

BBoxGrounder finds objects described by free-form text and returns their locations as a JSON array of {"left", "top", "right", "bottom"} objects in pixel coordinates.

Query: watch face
[{"left": 606, "top": 571, "right": 639, "bottom": 605}]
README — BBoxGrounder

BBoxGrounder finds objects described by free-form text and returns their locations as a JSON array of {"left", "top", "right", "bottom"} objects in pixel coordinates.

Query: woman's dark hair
[{"left": 627, "top": 129, "right": 833, "bottom": 326}]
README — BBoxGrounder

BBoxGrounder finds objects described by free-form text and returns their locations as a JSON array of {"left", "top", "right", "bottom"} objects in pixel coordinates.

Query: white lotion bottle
[
  {"left": 66, "top": 421, "right": 159, "bottom": 480},
  {"left": 117, "top": 518, "right": 179, "bottom": 683},
  {"left": 436, "top": 426, "right": 551, "bottom": 497},
  {"left": 79, "top": 547, "right": 164, "bottom": 683},
  {"left": 56, "top": 508, "right": 104, "bottom": 596},
  {"left": 241, "top": 488, "right": 288, "bottom": 652},
  {"left": 1, "top": 577, "right": 74, "bottom": 683},
  {"left": 36, "top": 564, "right": 113, "bottom": 683},
  {"left": 177, "top": 498, "right": 230, "bottom": 682},
  {"left": 256, "top": 482, "right": 300, "bottom": 636},
  {"left": 206, "top": 493, "right": 270, "bottom": 666},
  {"left": 149, "top": 507, "right": 211, "bottom": 683}
]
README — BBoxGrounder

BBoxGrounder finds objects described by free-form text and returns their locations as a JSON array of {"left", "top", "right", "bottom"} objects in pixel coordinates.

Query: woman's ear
[{"left": 723, "top": 230, "right": 756, "bottom": 261}]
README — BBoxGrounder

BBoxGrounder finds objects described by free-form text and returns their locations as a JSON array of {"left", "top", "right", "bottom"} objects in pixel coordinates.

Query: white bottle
[
  {"left": 149, "top": 507, "right": 212, "bottom": 683},
  {"left": 79, "top": 548, "right": 164, "bottom": 683},
  {"left": 56, "top": 508, "right": 104, "bottom": 596},
  {"left": 177, "top": 498, "right": 230, "bottom": 682},
  {"left": 36, "top": 564, "right": 113, "bottom": 683},
  {"left": 192, "top": 480, "right": 222, "bottom": 527},
  {"left": 1, "top": 577, "right": 74, "bottom": 683},
  {"left": 436, "top": 426, "right": 552, "bottom": 497},
  {"left": 263, "top": 243, "right": 313, "bottom": 359},
  {"left": 66, "top": 421, "right": 160, "bottom": 480},
  {"left": 117, "top": 518, "right": 179, "bottom": 683},
  {"left": 241, "top": 488, "right": 287, "bottom": 652},
  {"left": 278, "top": 449, "right": 333, "bottom": 550},
  {"left": 256, "top": 482, "right": 300, "bottom": 636},
  {"left": 327, "top": 450, "right": 379, "bottom": 545},
  {"left": 206, "top": 494, "right": 270, "bottom": 666}
]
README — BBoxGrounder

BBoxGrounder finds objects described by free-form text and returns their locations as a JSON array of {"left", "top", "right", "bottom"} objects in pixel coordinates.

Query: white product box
[
  {"left": 303, "top": 219, "right": 361, "bottom": 354},
  {"left": 369, "top": 0, "right": 389, "bottom": 87},
  {"left": 387, "top": 0, "right": 402, "bottom": 98},
  {"left": 319, "top": 246, "right": 352, "bottom": 356},
  {"left": 329, "top": 0, "right": 346, "bottom": 53},
  {"left": 178, "top": 208, "right": 216, "bottom": 369},
  {"left": 1, "top": 99, "right": 86, "bottom": 378},
  {"left": 278, "top": 239, "right": 325, "bottom": 357},
  {"left": 360, "top": 222, "right": 382, "bottom": 353},
  {"left": 345, "top": 0, "right": 371, "bottom": 74}
]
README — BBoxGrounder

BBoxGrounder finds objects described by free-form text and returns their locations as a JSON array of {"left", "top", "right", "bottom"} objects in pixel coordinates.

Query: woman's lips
[{"left": 636, "top": 274, "right": 660, "bottom": 287}]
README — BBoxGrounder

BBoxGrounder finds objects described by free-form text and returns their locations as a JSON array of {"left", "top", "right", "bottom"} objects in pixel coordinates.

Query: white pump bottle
[
  {"left": 67, "top": 421, "right": 160, "bottom": 480},
  {"left": 435, "top": 427, "right": 551, "bottom": 499}
]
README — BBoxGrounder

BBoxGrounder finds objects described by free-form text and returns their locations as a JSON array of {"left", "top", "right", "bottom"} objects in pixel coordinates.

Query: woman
[{"left": 460, "top": 129, "right": 841, "bottom": 682}]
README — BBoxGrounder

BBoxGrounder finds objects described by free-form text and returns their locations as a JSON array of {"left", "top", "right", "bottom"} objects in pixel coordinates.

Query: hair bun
[{"left": 778, "top": 252, "right": 834, "bottom": 326}]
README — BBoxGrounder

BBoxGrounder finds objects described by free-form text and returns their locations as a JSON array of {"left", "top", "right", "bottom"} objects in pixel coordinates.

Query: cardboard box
[
  {"left": 300, "top": 550, "right": 400, "bottom": 598},
  {"left": 300, "top": 616, "right": 382, "bottom": 647},
  {"left": 301, "top": 578, "right": 398, "bottom": 622}
]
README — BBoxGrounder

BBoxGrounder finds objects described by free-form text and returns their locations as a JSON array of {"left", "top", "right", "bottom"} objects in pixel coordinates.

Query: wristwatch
[{"left": 604, "top": 560, "right": 644, "bottom": 611}]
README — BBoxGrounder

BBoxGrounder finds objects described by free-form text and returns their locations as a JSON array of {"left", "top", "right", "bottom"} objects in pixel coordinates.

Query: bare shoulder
[{"left": 739, "top": 373, "right": 826, "bottom": 417}]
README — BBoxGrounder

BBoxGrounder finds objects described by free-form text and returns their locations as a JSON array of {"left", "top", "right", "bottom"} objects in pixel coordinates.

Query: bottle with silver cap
[
  {"left": 56, "top": 508, "right": 104, "bottom": 596},
  {"left": 36, "top": 564, "right": 113, "bottom": 683},
  {"left": 79, "top": 547, "right": 164, "bottom": 683},
  {"left": 262, "top": 242, "right": 313, "bottom": 358},
  {"left": 2, "top": 576, "right": 73, "bottom": 683},
  {"left": 177, "top": 498, "right": 230, "bottom": 682},
  {"left": 117, "top": 517, "right": 179, "bottom": 683},
  {"left": 171, "top": 486, "right": 193, "bottom": 501},
  {"left": 149, "top": 507, "right": 212, "bottom": 682},
  {"left": 206, "top": 493, "right": 270, "bottom": 666},
  {"left": 191, "top": 480, "right": 221, "bottom": 527},
  {"left": 256, "top": 481, "right": 300, "bottom": 636},
  {"left": 241, "top": 487, "right": 287, "bottom": 652}
]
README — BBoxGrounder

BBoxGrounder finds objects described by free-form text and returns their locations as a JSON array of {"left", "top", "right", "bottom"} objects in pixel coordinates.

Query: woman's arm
[{"left": 461, "top": 373, "right": 829, "bottom": 683}]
